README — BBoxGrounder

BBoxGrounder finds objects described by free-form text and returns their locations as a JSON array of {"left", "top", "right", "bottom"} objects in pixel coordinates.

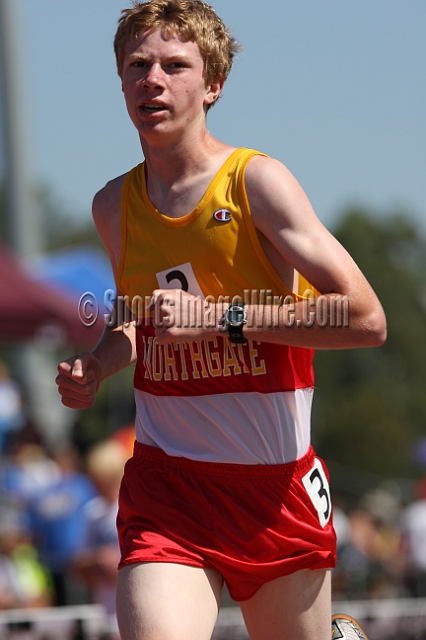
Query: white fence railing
[
  {"left": 1, "top": 599, "right": 426, "bottom": 639},
  {"left": 0, "top": 605, "right": 109, "bottom": 640},
  {"left": 213, "top": 599, "right": 426, "bottom": 640}
]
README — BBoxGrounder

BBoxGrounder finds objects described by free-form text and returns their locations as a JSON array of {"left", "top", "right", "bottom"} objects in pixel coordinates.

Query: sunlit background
[
  {"left": 3, "top": 0, "right": 424, "bottom": 230},
  {"left": 0, "top": 1, "right": 426, "bottom": 637}
]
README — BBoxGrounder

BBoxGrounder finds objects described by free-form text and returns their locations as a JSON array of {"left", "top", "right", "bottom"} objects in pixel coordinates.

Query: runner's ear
[{"left": 205, "top": 77, "right": 224, "bottom": 106}]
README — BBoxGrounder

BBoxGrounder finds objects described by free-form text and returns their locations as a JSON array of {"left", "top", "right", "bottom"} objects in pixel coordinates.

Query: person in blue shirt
[{"left": 27, "top": 444, "right": 96, "bottom": 606}]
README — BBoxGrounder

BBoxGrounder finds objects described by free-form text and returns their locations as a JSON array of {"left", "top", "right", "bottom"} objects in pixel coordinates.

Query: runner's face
[{"left": 121, "top": 29, "right": 217, "bottom": 141}]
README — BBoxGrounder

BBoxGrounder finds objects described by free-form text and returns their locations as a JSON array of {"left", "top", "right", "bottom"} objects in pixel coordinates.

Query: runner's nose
[{"left": 143, "top": 63, "right": 165, "bottom": 89}]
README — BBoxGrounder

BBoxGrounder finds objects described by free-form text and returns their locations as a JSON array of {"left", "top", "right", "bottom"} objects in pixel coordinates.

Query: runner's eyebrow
[{"left": 127, "top": 52, "right": 193, "bottom": 65}]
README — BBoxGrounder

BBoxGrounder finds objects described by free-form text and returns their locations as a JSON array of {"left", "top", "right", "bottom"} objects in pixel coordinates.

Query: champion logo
[{"left": 213, "top": 209, "right": 233, "bottom": 223}]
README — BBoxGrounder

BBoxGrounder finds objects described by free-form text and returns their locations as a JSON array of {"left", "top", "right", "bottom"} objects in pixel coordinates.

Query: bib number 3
[{"left": 302, "top": 459, "right": 331, "bottom": 528}]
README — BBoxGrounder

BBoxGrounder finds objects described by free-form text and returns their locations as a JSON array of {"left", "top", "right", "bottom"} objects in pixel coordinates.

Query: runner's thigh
[
  {"left": 116, "top": 562, "right": 223, "bottom": 640},
  {"left": 240, "top": 568, "right": 331, "bottom": 640}
]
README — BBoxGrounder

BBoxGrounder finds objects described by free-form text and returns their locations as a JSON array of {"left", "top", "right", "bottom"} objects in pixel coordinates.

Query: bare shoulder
[
  {"left": 92, "top": 174, "right": 126, "bottom": 227},
  {"left": 92, "top": 174, "right": 127, "bottom": 273},
  {"left": 244, "top": 154, "right": 319, "bottom": 235},
  {"left": 243, "top": 154, "right": 368, "bottom": 297},
  {"left": 245, "top": 154, "right": 294, "bottom": 190}
]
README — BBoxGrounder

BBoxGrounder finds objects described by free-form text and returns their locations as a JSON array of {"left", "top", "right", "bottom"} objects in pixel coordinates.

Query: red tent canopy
[{"left": 0, "top": 243, "right": 103, "bottom": 345}]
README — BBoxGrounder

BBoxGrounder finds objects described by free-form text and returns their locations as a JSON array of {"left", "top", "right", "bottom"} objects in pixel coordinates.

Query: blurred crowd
[
  {"left": 1, "top": 360, "right": 426, "bottom": 614},
  {"left": 0, "top": 360, "right": 132, "bottom": 615},
  {"left": 332, "top": 486, "right": 426, "bottom": 601}
]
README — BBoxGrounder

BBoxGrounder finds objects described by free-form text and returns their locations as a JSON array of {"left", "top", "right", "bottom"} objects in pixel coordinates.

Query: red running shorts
[{"left": 117, "top": 442, "right": 336, "bottom": 601}]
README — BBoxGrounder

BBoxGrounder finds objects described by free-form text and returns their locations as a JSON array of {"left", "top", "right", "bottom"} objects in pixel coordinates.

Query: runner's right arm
[
  {"left": 56, "top": 295, "right": 136, "bottom": 410},
  {"left": 56, "top": 175, "right": 135, "bottom": 410}
]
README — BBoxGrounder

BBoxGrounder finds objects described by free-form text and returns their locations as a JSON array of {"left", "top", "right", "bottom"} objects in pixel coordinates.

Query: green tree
[
  {"left": 34, "top": 185, "right": 104, "bottom": 252},
  {"left": 314, "top": 210, "right": 426, "bottom": 482}
]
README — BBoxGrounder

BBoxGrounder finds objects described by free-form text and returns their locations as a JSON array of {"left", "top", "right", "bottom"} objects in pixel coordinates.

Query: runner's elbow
[{"left": 366, "top": 307, "right": 387, "bottom": 347}]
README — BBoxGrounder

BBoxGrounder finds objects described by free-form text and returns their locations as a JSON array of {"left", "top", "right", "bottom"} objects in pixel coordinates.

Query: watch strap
[
  {"left": 226, "top": 302, "right": 247, "bottom": 344},
  {"left": 228, "top": 324, "right": 247, "bottom": 344}
]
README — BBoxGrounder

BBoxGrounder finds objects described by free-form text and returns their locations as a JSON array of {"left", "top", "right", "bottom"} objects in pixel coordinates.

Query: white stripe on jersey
[{"left": 134, "top": 387, "right": 313, "bottom": 465}]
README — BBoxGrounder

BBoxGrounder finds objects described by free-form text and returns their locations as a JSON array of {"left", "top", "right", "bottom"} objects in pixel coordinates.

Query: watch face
[{"left": 228, "top": 306, "right": 245, "bottom": 326}]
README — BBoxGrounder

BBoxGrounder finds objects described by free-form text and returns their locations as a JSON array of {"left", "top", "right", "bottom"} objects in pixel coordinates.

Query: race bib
[
  {"left": 156, "top": 263, "right": 204, "bottom": 298},
  {"left": 302, "top": 458, "right": 331, "bottom": 528}
]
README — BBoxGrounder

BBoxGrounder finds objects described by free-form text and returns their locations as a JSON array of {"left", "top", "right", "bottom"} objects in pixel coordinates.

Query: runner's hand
[
  {"left": 148, "top": 289, "right": 215, "bottom": 343},
  {"left": 56, "top": 352, "right": 102, "bottom": 409}
]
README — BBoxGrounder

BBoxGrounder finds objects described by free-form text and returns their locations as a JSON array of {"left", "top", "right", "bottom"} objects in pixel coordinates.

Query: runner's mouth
[{"left": 141, "top": 105, "right": 167, "bottom": 113}]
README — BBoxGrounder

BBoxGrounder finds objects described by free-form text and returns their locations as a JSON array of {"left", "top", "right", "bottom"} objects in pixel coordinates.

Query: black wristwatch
[{"left": 224, "top": 302, "right": 247, "bottom": 344}]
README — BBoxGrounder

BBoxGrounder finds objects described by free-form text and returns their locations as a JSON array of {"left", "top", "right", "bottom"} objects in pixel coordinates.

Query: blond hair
[
  {"left": 114, "top": 0, "right": 241, "bottom": 99},
  {"left": 86, "top": 440, "right": 127, "bottom": 484}
]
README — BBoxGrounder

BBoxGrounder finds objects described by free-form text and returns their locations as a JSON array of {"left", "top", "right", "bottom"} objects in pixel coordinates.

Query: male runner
[{"left": 56, "top": 2, "right": 385, "bottom": 639}]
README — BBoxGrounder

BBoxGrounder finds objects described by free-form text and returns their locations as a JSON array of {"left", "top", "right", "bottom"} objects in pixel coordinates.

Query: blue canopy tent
[
  {"left": 28, "top": 246, "right": 116, "bottom": 321},
  {"left": 0, "top": 244, "right": 105, "bottom": 344}
]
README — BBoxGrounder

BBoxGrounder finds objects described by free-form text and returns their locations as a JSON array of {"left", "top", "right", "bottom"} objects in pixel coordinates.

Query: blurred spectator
[
  {"left": 0, "top": 361, "right": 25, "bottom": 454},
  {"left": 334, "top": 508, "right": 380, "bottom": 599},
  {"left": 360, "top": 487, "right": 401, "bottom": 528},
  {"left": 0, "top": 501, "right": 53, "bottom": 609},
  {"left": 72, "top": 440, "right": 127, "bottom": 616},
  {"left": 27, "top": 443, "right": 96, "bottom": 606},
  {"left": 110, "top": 423, "right": 135, "bottom": 459},
  {"left": 333, "top": 488, "right": 403, "bottom": 600},
  {"left": 0, "top": 440, "right": 60, "bottom": 507},
  {"left": 401, "top": 478, "right": 426, "bottom": 597},
  {"left": 331, "top": 495, "right": 350, "bottom": 551}
]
